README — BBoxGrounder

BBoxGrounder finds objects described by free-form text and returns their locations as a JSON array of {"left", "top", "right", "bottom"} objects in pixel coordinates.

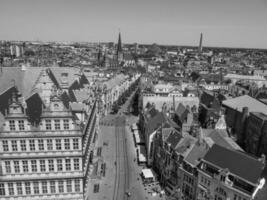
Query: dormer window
[
  {"left": 54, "top": 103, "right": 59, "bottom": 110},
  {"left": 61, "top": 73, "right": 68, "bottom": 77},
  {"left": 61, "top": 73, "right": 69, "bottom": 83}
]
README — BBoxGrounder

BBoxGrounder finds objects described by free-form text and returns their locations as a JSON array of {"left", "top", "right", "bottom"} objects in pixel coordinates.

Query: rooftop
[
  {"left": 222, "top": 95, "right": 267, "bottom": 114},
  {"left": 203, "top": 144, "right": 264, "bottom": 184},
  {"left": 0, "top": 66, "right": 43, "bottom": 98}
]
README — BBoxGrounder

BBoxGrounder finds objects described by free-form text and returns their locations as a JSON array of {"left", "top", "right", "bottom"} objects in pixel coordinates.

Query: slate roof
[
  {"left": 175, "top": 103, "right": 189, "bottom": 122},
  {"left": 0, "top": 67, "right": 43, "bottom": 99},
  {"left": 162, "top": 127, "right": 176, "bottom": 141},
  {"left": 73, "top": 89, "right": 90, "bottom": 102},
  {"left": 48, "top": 67, "right": 81, "bottom": 88},
  {"left": 200, "top": 91, "right": 215, "bottom": 107},
  {"left": 203, "top": 144, "right": 264, "bottom": 184},
  {"left": 146, "top": 112, "right": 166, "bottom": 136},
  {"left": 175, "top": 134, "right": 196, "bottom": 155},
  {"left": 144, "top": 106, "right": 159, "bottom": 120},
  {"left": 166, "top": 130, "right": 183, "bottom": 149},
  {"left": 184, "top": 143, "right": 209, "bottom": 166},
  {"left": 222, "top": 95, "right": 267, "bottom": 114},
  {"left": 69, "top": 102, "right": 86, "bottom": 112},
  {"left": 203, "top": 129, "right": 243, "bottom": 151}
]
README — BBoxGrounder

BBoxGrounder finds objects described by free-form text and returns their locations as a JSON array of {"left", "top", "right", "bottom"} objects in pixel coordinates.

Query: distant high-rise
[{"left": 199, "top": 33, "right": 203, "bottom": 52}]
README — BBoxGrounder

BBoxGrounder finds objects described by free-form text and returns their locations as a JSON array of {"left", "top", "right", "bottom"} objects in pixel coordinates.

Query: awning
[
  {"left": 137, "top": 145, "right": 147, "bottom": 162},
  {"left": 132, "top": 123, "right": 138, "bottom": 131},
  {"left": 142, "top": 168, "right": 154, "bottom": 179},
  {"left": 133, "top": 130, "right": 145, "bottom": 144}
]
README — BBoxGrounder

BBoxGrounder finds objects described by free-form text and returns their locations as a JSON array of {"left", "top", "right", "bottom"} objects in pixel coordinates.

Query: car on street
[{"left": 125, "top": 191, "right": 131, "bottom": 197}]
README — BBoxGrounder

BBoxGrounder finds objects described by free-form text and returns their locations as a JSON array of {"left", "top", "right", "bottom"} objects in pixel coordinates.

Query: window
[
  {"left": 22, "top": 160, "right": 28, "bottom": 172},
  {"left": 18, "top": 120, "right": 25, "bottom": 131},
  {"left": 66, "top": 180, "right": 72, "bottom": 192},
  {"left": 74, "top": 159, "right": 80, "bottom": 170},
  {"left": 20, "top": 140, "right": 26, "bottom": 151},
  {"left": 16, "top": 183, "right": 23, "bottom": 195},
  {"left": 63, "top": 119, "right": 69, "bottom": 130},
  {"left": 65, "top": 159, "right": 71, "bottom": 171},
  {"left": 58, "top": 181, "right": 64, "bottom": 193},
  {"left": 45, "top": 120, "right": 51, "bottom": 130},
  {"left": 48, "top": 160, "right": 54, "bottom": 171},
  {"left": 0, "top": 183, "right": 5, "bottom": 196},
  {"left": 42, "top": 181, "right": 47, "bottom": 194},
  {"left": 54, "top": 103, "right": 59, "bottom": 110},
  {"left": 9, "top": 120, "right": 15, "bottom": 131},
  {"left": 73, "top": 138, "right": 79, "bottom": 150},
  {"left": 207, "top": 180, "right": 210, "bottom": 186},
  {"left": 5, "top": 161, "right": 11, "bottom": 173},
  {"left": 2, "top": 140, "right": 9, "bottom": 151},
  {"left": 56, "top": 139, "right": 61, "bottom": 150},
  {"left": 11, "top": 140, "right": 17, "bottom": 151},
  {"left": 33, "top": 182, "right": 39, "bottom": 194},
  {"left": 64, "top": 139, "right": 70, "bottom": 150},
  {"left": 8, "top": 183, "right": 14, "bottom": 195},
  {"left": 57, "top": 159, "right": 63, "bottom": 171},
  {"left": 50, "top": 181, "right": 56, "bottom": 193},
  {"left": 29, "top": 140, "right": 35, "bottom": 151},
  {"left": 31, "top": 160, "right": 37, "bottom": 172},
  {"left": 54, "top": 119, "right": 61, "bottom": 130},
  {"left": 40, "top": 160, "right": 46, "bottom": 172},
  {"left": 14, "top": 161, "right": 20, "bottom": 173},
  {"left": 25, "top": 182, "right": 31, "bottom": 195},
  {"left": 38, "top": 140, "right": 44, "bottom": 151},
  {"left": 47, "top": 139, "right": 53, "bottom": 150},
  {"left": 74, "top": 179, "right": 80, "bottom": 192}
]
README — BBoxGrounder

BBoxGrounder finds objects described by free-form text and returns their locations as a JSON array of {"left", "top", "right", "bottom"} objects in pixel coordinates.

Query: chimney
[
  {"left": 197, "top": 127, "right": 204, "bottom": 145},
  {"left": 242, "top": 107, "right": 249, "bottom": 118}
]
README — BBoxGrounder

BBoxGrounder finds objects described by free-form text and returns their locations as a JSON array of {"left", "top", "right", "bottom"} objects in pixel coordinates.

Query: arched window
[{"left": 54, "top": 103, "right": 59, "bottom": 110}]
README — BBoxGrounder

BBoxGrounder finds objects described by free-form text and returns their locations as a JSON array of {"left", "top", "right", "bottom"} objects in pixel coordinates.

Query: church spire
[
  {"left": 117, "top": 32, "right": 122, "bottom": 55},
  {"left": 199, "top": 32, "right": 203, "bottom": 52},
  {"left": 116, "top": 31, "right": 123, "bottom": 64}
]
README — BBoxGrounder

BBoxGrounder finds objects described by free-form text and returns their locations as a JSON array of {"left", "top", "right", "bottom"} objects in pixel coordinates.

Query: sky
[{"left": 0, "top": 0, "right": 267, "bottom": 48}]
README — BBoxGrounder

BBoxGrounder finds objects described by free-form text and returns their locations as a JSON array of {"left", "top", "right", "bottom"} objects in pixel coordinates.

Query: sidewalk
[{"left": 85, "top": 125, "right": 116, "bottom": 200}]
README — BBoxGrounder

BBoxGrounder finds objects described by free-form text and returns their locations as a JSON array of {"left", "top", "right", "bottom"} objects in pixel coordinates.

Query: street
[{"left": 86, "top": 91, "right": 166, "bottom": 200}]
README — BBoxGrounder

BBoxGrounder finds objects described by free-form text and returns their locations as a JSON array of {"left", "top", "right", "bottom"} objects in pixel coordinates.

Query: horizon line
[{"left": 1, "top": 39, "right": 267, "bottom": 51}]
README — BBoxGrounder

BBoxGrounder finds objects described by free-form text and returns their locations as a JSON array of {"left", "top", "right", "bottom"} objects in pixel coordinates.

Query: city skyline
[{"left": 0, "top": 0, "right": 267, "bottom": 49}]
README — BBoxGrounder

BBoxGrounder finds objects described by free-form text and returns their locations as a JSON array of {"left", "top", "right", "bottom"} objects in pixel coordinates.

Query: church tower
[
  {"left": 198, "top": 32, "right": 203, "bottom": 53},
  {"left": 116, "top": 32, "right": 123, "bottom": 63}
]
